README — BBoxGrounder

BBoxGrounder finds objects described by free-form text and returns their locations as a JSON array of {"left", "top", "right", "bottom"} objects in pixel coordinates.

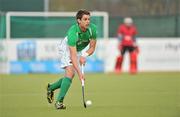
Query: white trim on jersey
[{"left": 58, "top": 36, "right": 82, "bottom": 68}]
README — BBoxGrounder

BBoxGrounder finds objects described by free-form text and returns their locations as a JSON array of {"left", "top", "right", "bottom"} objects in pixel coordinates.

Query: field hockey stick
[{"left": 81, "top": 64, "right": 87, "bottom": 108}]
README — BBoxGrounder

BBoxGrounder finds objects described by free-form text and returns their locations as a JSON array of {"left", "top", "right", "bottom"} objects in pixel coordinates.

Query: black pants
[{"left": 121, "top": 46, "right": 135, "bottom": 55}]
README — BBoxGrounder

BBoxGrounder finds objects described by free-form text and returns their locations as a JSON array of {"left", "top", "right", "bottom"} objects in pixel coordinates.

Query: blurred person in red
[{"left": 114, "top": 17, "right": 139, "bottom": 74}]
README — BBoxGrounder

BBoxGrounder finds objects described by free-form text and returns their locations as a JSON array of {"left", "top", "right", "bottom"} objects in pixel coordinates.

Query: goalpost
[
  {"left": 6, "top": 11, "right": 109, "bottom": 39},
  {"left": 4, "top": 11, "right": 109, "bottom": 74}
]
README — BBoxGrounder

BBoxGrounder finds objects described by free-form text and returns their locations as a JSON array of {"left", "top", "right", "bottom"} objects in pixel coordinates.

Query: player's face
[
  {"left": 125, "top": 23, "right": 132, "bottom": 27},
  {"left": 78, "top": 14, "right": 90, "bottom": 31}
]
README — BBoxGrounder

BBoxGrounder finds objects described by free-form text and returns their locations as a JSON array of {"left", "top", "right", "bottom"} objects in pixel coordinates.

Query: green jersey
[{"left": 67, "top": 23, "right": 97, "bottom": 52}]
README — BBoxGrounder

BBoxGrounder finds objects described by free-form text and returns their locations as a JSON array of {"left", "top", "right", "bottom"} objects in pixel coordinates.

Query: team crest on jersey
[{"left": 76, "top": 39, "right": 90, "bottom": 46}]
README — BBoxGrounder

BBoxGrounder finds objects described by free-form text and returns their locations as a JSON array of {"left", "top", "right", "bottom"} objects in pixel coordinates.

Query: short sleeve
[
  {"left": 90, "top": 24, "right": 97, "bottom": 40},
  {"left": 67, "top": 30, "right": 78, "bottom": 47},
  {"left": 119, "top": 25, "right": 124, "bottom": 34},
  {"left": 133, "top": 26, "right": 138, "bottom": 35},
  {"left": 117, "top": 25, "right": 121, "bottom": 34}
]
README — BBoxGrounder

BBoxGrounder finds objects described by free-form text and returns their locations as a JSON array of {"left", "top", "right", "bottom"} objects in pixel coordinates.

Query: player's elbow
[{"left": 90, "top": 47, "right": 96, "bottom": 55}]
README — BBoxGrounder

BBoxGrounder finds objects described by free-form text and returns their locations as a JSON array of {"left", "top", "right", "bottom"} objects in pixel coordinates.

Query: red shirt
[{"left": 117, "top": 24, "right": 137, "bottom": 46}]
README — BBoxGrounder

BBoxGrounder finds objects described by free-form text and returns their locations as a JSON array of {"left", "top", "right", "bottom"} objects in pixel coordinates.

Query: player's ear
[{"left": 77, "top": 19, "right": 81, "bottom": 24}]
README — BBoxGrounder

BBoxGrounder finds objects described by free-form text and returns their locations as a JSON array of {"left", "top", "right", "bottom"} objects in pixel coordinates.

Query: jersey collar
[
  {"left": 77, "top": 24, "right": 82, "bottom": 33},
  {"left": 77, "top": 24, "right": 89, "bottom": 33}
]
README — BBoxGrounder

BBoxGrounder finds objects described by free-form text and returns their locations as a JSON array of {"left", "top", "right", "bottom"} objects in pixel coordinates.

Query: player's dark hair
[{"left": 76, "top": 9, "right": 90, "bottom": 20}]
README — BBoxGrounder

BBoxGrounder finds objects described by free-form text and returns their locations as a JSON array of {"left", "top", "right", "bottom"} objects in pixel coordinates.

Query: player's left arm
[
  {"left": 82, "top": 24, "right": 97, "bottom": 57},
  {"left": 133, "top": 26, "right": 138, "bottom": 44},
  {"left": 80, "top": 24, "right": 97, "bottom": 65},
  {"left": 80, "top": 39, "right": 96, "bottom": 65},
  {"left": 86, "top": 39, "right": 97, "bottom": 56},
  {"left": 132, "top": 26, "right": 139, "bottom": 52}
]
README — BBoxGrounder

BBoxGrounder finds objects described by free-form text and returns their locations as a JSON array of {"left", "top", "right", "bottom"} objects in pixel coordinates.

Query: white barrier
[
  {"left": 0, "top": 38, "right": 180, "bottom": 74},
  {"left": 138, "top": 38, "right": 180, "bottom": 71},
  {"left": 4, "top": 39, "right": 104, "bottom": 73},
  {"left": 105, "top": 38, "right": 180, "bottom": 72},
  {"left": 0, "top": 40, "right": 9, "bottom": 74}
]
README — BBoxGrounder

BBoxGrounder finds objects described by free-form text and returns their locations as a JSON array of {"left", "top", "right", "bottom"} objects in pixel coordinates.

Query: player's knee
[
  {"left": 66, "top": 72, "right": 75, "bottom": 78},
  {"left": 65, "top": 66, "right": 75, "bottom": 78},
  {"left": 130, "top": 52, "right": 137, "bottom": 61}
]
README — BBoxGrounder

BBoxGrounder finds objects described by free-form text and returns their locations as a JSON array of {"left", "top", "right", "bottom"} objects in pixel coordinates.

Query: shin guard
[
  {"left": 130, "top": 51, "right": 137, "bottom": 74},
  {"left": 115, "top": 55, "right": 123, "bottom": 73}
]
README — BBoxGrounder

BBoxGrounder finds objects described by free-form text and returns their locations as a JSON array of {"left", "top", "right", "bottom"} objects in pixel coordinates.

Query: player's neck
[{"left": 79, "top": 25, "right": 87, "bottom": 32}]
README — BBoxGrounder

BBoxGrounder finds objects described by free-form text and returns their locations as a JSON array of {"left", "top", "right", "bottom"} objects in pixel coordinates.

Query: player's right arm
[
  {"left": 69, "top": 46, "right": 84, "bottom": 81},
  {"left": 117, "top": 25, "right": 123, "bottom": 42},
  {"left": 67, "top": 27, "right": 84, "bottom": 81},
  {"left": 132, "top": 25, "right": 138, "bottom": 47}
]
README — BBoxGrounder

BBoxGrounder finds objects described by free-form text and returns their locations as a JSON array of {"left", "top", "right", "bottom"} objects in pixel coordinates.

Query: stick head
[{"left": 84, "top": 102, "right": 87, "bottom": 108}]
